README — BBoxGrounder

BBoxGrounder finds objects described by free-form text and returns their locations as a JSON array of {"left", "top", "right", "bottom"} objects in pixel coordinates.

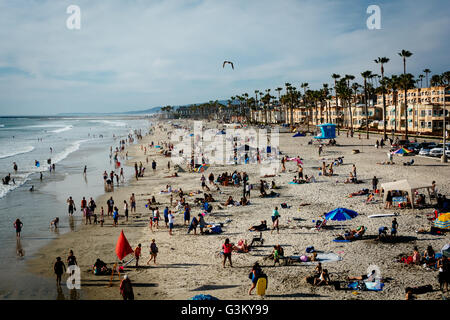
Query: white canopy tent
[{"left": 380, "top": 179, "right": 433, "bottom": 209}]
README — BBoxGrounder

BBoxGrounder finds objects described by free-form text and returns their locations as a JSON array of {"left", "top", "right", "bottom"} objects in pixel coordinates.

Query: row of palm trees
[{"left": 170, "top": 50, "right": 449, "bottom": 140}]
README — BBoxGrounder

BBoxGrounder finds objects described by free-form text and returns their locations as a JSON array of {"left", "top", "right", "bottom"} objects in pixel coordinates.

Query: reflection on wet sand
[
  {"left": 16, "top": 238, "right": 25, "bottom": 257},
  {"left": 69, "top": 216, "right": 75, "bottom": 232},
  {"left": 56, "top": 285, "right": 65, "bottom": 300}
]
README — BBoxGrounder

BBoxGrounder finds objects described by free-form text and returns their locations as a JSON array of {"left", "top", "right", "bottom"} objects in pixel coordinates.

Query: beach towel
[
  {"left": 290, "top": 252, "right": 342, "bottom": 264},
  {"left": 348, "top": 281, "right": 384, "bottom": 291},
  {"left": 333, "top": 239, "right": 351, "bottom": 243}
]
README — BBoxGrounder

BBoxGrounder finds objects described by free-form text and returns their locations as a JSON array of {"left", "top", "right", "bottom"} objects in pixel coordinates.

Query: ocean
[{"left": 0, "top": 116, "right": 152, "bottom": 299}]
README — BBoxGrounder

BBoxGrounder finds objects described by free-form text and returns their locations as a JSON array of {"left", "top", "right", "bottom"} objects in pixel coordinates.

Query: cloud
[{"left": 0, "top": 0, "right": 448, "bottom": 115}]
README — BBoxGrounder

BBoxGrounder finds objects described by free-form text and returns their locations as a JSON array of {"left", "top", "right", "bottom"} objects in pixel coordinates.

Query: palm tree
[
  {"left": 431, "top": 74, "right": 443, "bottom": 87},
  {"left": 399, "top": 73, "right": 415, "bottom": 138},
  {"left": 361, "top": 71, "right": 372, "bottom": 139},
  {"left": 322, "top": 84, "right": 330, "bottom": 123},
  {"left": 398, "top": 50, "right": 413, "bottom": 139},
  {"left": 418, "top": 74, "right": 424, "bottom": 88},
  {"left": 374, "top": 57, "right": 390, "bottom": 139},
  {"left": 331, "top": 74, "right": 341, "bottom": 133},
  {"left": 285, "top": 83, "right": 293, "bottom": 126},
  {"left": 386, "top": 75, "right": 400, "bottom": 134},
  {"left": 423, "top": 68, "right": 431, "bottom": 88}
]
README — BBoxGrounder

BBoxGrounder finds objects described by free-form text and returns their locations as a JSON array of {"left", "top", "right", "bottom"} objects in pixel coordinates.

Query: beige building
[{"left": 377, "top": 86, "right": 449, "bottom": 134}]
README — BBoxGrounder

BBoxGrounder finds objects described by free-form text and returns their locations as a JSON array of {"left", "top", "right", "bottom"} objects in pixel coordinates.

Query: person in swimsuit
[
  {"left": 67, "top": 196, "right": 75, "bottom": 216},
  {"left": 222, "top": 238, "right": 233, "bottom": 268}
]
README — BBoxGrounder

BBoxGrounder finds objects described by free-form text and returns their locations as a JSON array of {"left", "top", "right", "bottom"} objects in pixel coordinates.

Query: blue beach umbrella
[{"left": 325, "top": 208, "right": 358, "bottom": 221}]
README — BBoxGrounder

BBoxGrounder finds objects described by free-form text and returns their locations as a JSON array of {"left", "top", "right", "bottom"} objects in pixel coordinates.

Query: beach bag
[
  {"left": 280, "top": 203, "right": 288, "bottom": 209},
  {"left": 306, "top": 246, "right": 315, "bottom": 253}
]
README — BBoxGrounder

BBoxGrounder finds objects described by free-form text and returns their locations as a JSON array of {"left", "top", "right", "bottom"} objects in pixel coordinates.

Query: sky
[{"left": 0, "top": 0, "right": 448, "bottom": 115}]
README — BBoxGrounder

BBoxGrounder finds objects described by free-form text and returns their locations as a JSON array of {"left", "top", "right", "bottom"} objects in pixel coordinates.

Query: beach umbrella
[
  {"left": 434, "top": 212, "right": 450, "bottom": 230},
  {"left": 325, "top": 208, "right": 358, "bottom": 221},
  {"left": 392, "top": 147, "right": 412, "bottom": 155}
]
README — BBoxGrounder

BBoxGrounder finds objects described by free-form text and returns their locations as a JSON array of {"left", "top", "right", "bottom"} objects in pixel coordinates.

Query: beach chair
[
  {"left": 250, "top": 232, "right": 264, "bottom": 247},
  {"left": 316, "top": 218, "right": 327, "bottom": 230}
]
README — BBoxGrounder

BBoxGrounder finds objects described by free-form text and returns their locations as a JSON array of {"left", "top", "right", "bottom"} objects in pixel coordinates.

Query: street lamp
[{"left": 442, "top": 85, "right": 448, "bottom": 163}]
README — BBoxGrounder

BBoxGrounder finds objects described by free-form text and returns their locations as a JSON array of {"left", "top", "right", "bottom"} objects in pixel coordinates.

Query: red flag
[{"left": 115, "top": 230, "right": 134, "bottom": 260}]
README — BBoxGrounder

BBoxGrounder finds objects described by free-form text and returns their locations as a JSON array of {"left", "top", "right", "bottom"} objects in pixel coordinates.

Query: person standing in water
[
  {"left": 14, "top": 219, "right": 23, "bottom": 238},
  {"left": 83, "top": 166, "right": 87, "bottom": 176},
  {"left": 67, "top": 196, "right": 76, "bottom": 216},
  {"left": 13, "top": 162, "right": 18, "bottom": 173}
]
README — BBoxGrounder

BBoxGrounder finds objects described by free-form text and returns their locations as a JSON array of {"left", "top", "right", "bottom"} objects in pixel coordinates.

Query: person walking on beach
[
  {"left": 372, "top": 176, "right": 379, "bottom": 192},
  {"left": 14, "top": 218, "right": 23, "bottom": 238},
  {"left": 54, "top": 257, "right": 66, "bottom": 286},
  {"left": 134, "top": 244, "right": 141, "bottom": 268},
  {"left": 123, "top": 200, "right": 129, "bottom": 222},
  {"left": 352, "top": 164, "right": 357, "bottom": 180},
  {"left": 152, "top": 160, "right": 157, "bottom": 172},
  {"left": 163, "top": 206, "right": 169, "bottom": 227},
  {"left": 318, "top": 144, "right": 323, "bottom": 156},
  {"left": 271, "top": 207, "right": 280, "bottom": 234},
  {"left": 100, "top": 207, "right": 104, "bottom": 227},
  {"left": 222, "top": 238, "right": 233, "bottom": 268},
  {"left": 67, "top": 196, "right": 75, "bottom": 216},
  {"left": 183, "top": 204, "right": 190, "bottom": 226},
  {"left": 168, "top": 210, "right": 174, "bottom": 235},
  {"left": 130, "top": 193, "right": 136, "bottom": 213},
  {"left": 66, "top": 249, "right": 78, "bottom": 282},
  {"left": 248, "top": 262, "right": 263, "bottom": 295},
  {"left": 113, "top": 206, "right": 119, "bottom": 227},
  {"left": 107, "top": 197, "right": 114, "bottom": 217},
  {"left": 152, "top": 207, "right": 160, "bottom": 230},
  {"left": 120, "top": 275, "right": 134, "bottom": 300},
  {"left": 147, "top": 239, "right": 158, "bottom": 265}
]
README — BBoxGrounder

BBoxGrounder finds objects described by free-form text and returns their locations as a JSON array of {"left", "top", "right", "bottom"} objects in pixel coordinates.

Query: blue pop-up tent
[
  {"left": 293, "top": 132, "right": 306, "bottom": 137},
  {"left": 314, "top": 123, "right": 336, "bottom": 140}
]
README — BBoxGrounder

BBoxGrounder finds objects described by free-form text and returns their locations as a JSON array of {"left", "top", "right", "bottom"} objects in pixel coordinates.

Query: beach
[{"left": 27, "top": 119, "right": 450, "bottom": 300}]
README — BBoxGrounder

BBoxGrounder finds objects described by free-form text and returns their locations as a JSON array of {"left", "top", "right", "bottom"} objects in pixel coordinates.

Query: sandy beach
[{"left": 27, "top": 119, "right": 450, "bottom": 300}]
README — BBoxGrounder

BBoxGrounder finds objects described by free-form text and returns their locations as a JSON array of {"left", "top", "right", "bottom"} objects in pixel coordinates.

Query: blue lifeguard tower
[{"left": 314, "top": 123, "right": 336, "bottom": 140}]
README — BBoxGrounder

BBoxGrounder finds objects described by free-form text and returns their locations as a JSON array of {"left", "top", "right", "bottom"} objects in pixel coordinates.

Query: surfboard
[
  {"left": 256, "top": 277, "right": 267, "bottom": 296},
  {"left": 368, "top": 213, "right": 397, "bottom": 218}
]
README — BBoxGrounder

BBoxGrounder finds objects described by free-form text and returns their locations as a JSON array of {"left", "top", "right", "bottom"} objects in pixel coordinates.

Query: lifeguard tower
[{"left": 314, "top": 123, "right": 336, "bottom": 140}]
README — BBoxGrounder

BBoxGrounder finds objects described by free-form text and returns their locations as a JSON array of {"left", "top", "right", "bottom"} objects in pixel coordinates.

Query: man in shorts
[{"left": 130, "top": 194, "right": 136, "bottom": 213}]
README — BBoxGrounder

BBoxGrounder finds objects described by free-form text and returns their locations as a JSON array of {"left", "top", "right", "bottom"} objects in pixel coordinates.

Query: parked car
[
  {"left": 419, "top": 147, "right": 432, "bottom": 156},
  {"left": 429, "top": 144, "right": 450, "bottom": 157}
]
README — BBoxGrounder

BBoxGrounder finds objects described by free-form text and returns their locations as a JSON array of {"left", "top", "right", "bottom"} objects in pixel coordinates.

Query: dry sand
[{"left": 28, "top": 119, "right": 450, "bottom": 300}]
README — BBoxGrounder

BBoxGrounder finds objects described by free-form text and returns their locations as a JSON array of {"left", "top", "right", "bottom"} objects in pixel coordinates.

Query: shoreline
[{"left": 27, "top": 119, "right": 450, "bottom": 300}]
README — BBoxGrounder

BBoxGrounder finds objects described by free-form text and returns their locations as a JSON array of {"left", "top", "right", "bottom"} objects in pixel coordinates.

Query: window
[
  {"left": 428, "top": 110, "right": 432, "bottom": 116},
  {"left": 421, "top": 110, "right": 426, "bottom": 117},
  {"left": 428, "top": 122, "right": 432, "bottom": 128}
]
